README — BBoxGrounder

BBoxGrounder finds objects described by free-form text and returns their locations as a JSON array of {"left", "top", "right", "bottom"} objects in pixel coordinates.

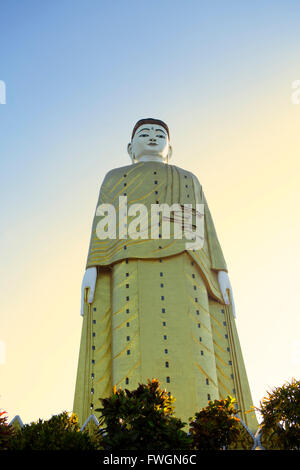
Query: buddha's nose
[{"left": 149, "top": 137, "right": 156, "bottom": 142}]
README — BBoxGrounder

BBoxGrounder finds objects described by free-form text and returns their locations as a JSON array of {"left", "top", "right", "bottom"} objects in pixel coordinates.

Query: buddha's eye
[
  {"left": 139, "top": 134, "right": 149, "bottom": 138},
  {"left": 157, "top": 134, "right": 165, "bottom": 139}
]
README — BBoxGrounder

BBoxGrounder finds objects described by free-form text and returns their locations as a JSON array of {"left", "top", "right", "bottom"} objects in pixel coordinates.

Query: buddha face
[{"left": 127, "top": 123, "right": 172, "bottom": 163}]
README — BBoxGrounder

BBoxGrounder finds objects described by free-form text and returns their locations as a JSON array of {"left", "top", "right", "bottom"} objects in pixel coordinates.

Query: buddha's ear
[
  {"left": 167, "top": 144, "right": 173, "bottom": 161},
  {"left": 127, "top": 142, "right": 134, "bottom": 163}
]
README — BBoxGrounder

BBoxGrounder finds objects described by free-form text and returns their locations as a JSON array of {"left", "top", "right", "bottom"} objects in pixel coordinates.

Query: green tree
[
  {"left": 257, "top": 378, "right": 300, "bottom": 450},
  {"left": 189, "top": 396, "right": 241, "bottom": 450},
  {"left": 8, "top": 411, "right": 97, "bottom": 450},
  {"left": 0, "top": 411, "right": 14, "bottom": 450},
  {"left": 95, "top": 379, "right": 192, "bottom": 450}
]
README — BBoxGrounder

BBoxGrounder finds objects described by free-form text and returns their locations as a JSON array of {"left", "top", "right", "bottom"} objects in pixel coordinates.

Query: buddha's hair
[{"left": 131, "top": 118, "right": 170, "bottom": 141}]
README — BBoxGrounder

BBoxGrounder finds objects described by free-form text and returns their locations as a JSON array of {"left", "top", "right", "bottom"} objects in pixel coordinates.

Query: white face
[{"left": 128, "top": 124, "right": 171, "bottom": 162}]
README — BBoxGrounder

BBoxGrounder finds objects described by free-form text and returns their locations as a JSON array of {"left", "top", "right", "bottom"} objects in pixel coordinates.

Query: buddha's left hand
[{"left": 217, "top": 271, "right": 236, "bottom": 318}]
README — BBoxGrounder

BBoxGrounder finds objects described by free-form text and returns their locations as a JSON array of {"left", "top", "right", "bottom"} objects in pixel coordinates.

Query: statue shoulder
[
  {"left": 101, "top": 164, "right": 133, "bottom": 188},
  {"left": 171, "top": 164, "right": 202, "bottom": 189}
]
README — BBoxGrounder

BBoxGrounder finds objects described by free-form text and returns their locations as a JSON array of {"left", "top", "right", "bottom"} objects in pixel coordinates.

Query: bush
[
  {"left": 189, "top": 396, "right": 241, "bottom": 450},
  {"left": 95, "top": 379, "right": 192, "bottom": 450},
  {"left": 257, "top": 378, "right": 300, "bottom": 450},
  {"left": 0, "top": 410, "right": 14, "bottom": 450},
  {"left": 8, "top": 411, "right": 97, "bottom": 450}
]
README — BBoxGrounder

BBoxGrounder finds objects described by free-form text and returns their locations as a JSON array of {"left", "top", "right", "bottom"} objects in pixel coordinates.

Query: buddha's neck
[{"left": 136, "top": 155, "right": 165, "bottom": 163}]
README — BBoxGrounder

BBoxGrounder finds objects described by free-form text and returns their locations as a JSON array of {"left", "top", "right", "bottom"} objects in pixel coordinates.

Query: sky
[{"left": 0, "top": 0, "right": 300, "bottom": 426}]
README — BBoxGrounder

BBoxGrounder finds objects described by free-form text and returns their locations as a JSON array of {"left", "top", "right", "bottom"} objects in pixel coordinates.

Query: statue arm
[
  {"left": 191, "top": 173, "right": 236, "bottom": 317},
  {"left": 80, "top": 171, "right": 114, "bottom": 316},
  {"left": 80, "top": 266, "right": 97, "bottom": 317},
  {"left": 217, "top": 270, "right": 236, "bottom": 318}
]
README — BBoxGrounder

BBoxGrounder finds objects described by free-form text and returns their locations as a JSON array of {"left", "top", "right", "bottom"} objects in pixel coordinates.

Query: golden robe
[{"left": 73, "top": 161, "right": 258, "bottom": 434}]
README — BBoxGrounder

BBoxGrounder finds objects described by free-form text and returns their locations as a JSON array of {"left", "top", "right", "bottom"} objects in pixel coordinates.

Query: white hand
[
  {"left": 217, "top": 271, "right": 236, "bottom": 318},
  {"left": 81, "top": 267, "right": 97, "bottom": 316}
]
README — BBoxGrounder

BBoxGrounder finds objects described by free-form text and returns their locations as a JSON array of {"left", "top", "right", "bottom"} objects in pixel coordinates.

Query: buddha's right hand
[{"left": 80, "top": 267, "right": 97, "bottom": 316}]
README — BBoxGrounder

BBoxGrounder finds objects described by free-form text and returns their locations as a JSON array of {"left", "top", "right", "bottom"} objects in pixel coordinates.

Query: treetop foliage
[{"left": 257, "top": 378, "right": 300, "bottom": 450}]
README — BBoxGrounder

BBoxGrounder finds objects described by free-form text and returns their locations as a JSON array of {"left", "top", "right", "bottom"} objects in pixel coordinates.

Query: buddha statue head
[{"left": 127, "top": 118, "right": 173, "bottom": 164}]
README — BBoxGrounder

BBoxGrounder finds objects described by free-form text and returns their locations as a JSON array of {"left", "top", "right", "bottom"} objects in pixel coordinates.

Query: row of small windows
[
  {"left": 93, "top": 304, "right": 207, "bottom": 322},
  {"left": 92, "top": 353, "right": 228, "bottom": 392},
  {"left": 107, "top": 347, "right": 231, "bottom": 365},
  {"left": 93, "top": 335, "right": 207, "bottom": 356},
  {"left": 91, "top": 374, "right": 210, "bottom": 393},
  {"left": 124, "top": 376, "right": 171, "bottom": 385},
  {"left": 125, "top": 273, "right": 164, "bottom": 284},
  {"left": 123, "top": 244, "right": 165, "bottom": 250}
]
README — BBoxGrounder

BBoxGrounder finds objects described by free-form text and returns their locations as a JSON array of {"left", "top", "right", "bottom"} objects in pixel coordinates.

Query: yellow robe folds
[{"left": 73, "top": 161, "right": 258, "bottom": 434}]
